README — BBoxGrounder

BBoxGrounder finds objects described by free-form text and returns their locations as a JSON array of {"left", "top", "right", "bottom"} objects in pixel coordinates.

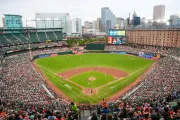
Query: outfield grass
[
  {"left": 35, "top": 53, "right": 154, "bottom": 103},
  {"left": 70, "top": 71, "right": 115, "bottom": 88}
]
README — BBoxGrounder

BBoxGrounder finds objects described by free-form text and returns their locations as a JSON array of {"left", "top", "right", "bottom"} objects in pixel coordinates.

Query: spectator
[
  {"left": 91, "top": 112, "right": 98, "bottom": 120},
  {"left": 161, "top": 107, "right": 171, "bottom": 120}
]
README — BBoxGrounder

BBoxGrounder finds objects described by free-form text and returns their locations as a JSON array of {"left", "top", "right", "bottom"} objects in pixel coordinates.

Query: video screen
[
  {"left": 109, "top": 30, "right": 126, "bottom": 37},
  {"left": 108, "top": 36, "right": 127, "bottom": 44}
]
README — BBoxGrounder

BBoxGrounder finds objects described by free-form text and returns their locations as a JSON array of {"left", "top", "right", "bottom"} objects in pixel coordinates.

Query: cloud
[{"left": 0, "top": 0, "right": 179, "bottom": 27}]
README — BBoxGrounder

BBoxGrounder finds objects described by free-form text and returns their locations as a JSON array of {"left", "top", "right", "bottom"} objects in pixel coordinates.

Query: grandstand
[
  {"left": 0, "top": 29, "right": 180, "bottom": 119},
  {"left": 0, "top": 28, "right": 63, "bottom": 46},
  {"left": 0, "top": 28, "right": 66, "bottom": 54}
]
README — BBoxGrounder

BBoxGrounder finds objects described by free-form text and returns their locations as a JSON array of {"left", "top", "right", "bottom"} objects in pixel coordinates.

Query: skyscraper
[
  {"left": 153, "top": 5, "right": 165, "bottom": 20},
  {"left": 101, "top": 7, "right": 117, "bottom": 32},
  {"left": 116, "top": 17, "right": 124, "bottom": 28},
  {"left": 84, "top": 21, "right": 92, "bottom": 29},
  {"left": 71, "top": 18, "right": 82, "bottom": 35},
  {"left": 170, "top": 15, "right": 179, "bottom": 26},
  {"left": 96, "top": 18, "right": 101, "bottom": 31},
  {"left": 92, "top": 20, "right": 97, "bottom": 30}
]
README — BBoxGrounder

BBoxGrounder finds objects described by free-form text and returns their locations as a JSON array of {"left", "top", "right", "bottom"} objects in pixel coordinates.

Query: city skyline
[{"left": 0, "top": 0, "right": 179, "bottom": 27}]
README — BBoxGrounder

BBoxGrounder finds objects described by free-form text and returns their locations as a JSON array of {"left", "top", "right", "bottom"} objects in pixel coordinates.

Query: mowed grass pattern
[
  {"left": 36, "top": 53, "right": 154, "bottom": 103},
  {"left": 70, "top": 71, "right": 115, "bottom": 88}
]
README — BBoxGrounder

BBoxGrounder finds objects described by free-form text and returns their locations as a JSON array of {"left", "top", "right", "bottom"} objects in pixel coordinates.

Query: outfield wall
[
  {"left": 32, "top": 50, "right": 161, "bottom": 61},
  {"left": 32, "top": 51, "right": 74, "bottom": 61}
]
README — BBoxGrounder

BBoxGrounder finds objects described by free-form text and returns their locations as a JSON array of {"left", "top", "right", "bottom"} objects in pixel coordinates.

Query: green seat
[
  {"left": 38, "top": 32, "right": 47, "bottom": 42},
  {"left": 54, "top": 31, "right": 63, "bottom": 41},
  {"left": 46, "top": 32, "right": 56, "bottom": 41},
  {"left": 29, "top": 32, "right": 39, "bottom": 43},
  {"left": 4, "top": 34, "right": 23, "bottom": 45},
  {"left": 13, "top": 33, "right": 30, "bottom": 43},
  {"left": 0, "top": 34, "right": 12, "bottom": 45}
]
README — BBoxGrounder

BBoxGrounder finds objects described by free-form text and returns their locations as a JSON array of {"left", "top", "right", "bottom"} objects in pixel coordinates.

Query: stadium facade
[{"left": 127, "top": 25, "right": 180, "bottom": 48}]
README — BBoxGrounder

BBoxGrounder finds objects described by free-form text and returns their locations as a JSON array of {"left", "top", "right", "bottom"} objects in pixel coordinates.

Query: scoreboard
[
  {"left": 109, "top": 30, "right": 126, "bottom": 37},
  {"left": 107, "top": 29, "right": 127, "bottom": 44}
]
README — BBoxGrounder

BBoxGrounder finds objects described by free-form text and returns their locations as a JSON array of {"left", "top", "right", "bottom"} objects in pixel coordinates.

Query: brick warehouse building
[{"left": 126, "top": 25, "right": 180, "bottom": 48}]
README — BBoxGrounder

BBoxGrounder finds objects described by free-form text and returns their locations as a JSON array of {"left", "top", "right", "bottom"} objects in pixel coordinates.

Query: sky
[{"left": 0, "top": 0, "right": 179, "bottom": 27}]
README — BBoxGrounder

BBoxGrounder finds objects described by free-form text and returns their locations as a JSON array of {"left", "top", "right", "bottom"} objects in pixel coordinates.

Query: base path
[
  {"left": 107, "top": 62, "right": 157, "bottom": 101},
  {"left": 32, "top": 60, "right": 72, "bottom": 102},
  {"left": 59, "top": 67, "right": 128, "bottom": 80}
]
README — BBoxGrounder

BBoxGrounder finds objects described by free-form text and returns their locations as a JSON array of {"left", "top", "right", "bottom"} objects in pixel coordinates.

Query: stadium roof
[
  {"left": 0, "top": 28, "right": 63, "bottom": 32},
  {"left": 3, "top": 14, "right": 22, "bottom": 17},
  {"left": 127, "top": 25, "right": 180, "bottom": 30}
]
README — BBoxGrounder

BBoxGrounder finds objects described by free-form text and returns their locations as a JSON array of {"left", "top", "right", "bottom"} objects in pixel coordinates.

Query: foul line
[
  {"left": 34, "top": 63, "right": 83, "bottom": 96},
  {"left": 35, "top": 63, "right": 151, "bottom": 91}
]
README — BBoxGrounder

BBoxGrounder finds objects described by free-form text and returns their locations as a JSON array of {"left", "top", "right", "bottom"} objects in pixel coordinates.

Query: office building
[
  {"left": 134, "top": 17, "right": 141, "bottom": 26},
  {"left": 127, "top": 26, "right": 180, "bottom": 48},
  {"left": 35, "top": 13, "right": 70, "bottom": 34},
  {"left": 96, "top": 18, "right": 101, "bottom": 31},
  {"left": 3, "top": 14, "right": 23, "bottom": 29},
  {"left": 170, "top": 15, "right": 179, "bottom": 26},
  {"left": 70, "top": 18, "right": 82, "bottom": 36},
  {"left": 116, "top": 17, "right": 124, "bottom": 28},
  {"left": 153, "top": 5, "right": 165, "bottom": 20},
  {"left": 92, "top": 20, "right": 97, "bottom": 30},
  {"left": 84, "top": 21, "right": 92, "bottom": 29},
  {"left": 101, "top": 7, "right": 117, "bottom": 32}
]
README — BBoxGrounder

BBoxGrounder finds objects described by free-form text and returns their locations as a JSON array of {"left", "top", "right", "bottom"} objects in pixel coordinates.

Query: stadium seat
[
  {"left": 13, "top": 33, "right": 31, "bottom": 43},
  {"left": 0, "top": 34, "right": 13, "bottom": 45},
  {"left": 29, "top": 32, "right": 40, "bottom": 43},
  {"left": 46, "top": 31, "right": 57, "bottom": 41},
  {"left": 54, "top": 31, "right": 63, "bottom": 40},
  {"left": 4, "top": 33, "right": 23, "bottom": 45},
  {"left": 38, "top": 32, "right": 47, "bottom": 42}
]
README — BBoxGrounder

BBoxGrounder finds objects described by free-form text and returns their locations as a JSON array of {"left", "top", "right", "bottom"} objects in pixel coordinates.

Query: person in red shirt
[{"left": 0, "top": 107, "right": 7, "bottom": 120}]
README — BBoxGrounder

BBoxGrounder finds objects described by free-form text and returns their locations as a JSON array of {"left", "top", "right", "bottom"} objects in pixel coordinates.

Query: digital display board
[
  {"left": 107, "top": 29, "right": 127, "bottom": 44},
  {"left": 108, "top": 36, "right": 126, "bottom": 44},
  {"left": 109, "top": 30, "right": 126, "bottom": 37}
]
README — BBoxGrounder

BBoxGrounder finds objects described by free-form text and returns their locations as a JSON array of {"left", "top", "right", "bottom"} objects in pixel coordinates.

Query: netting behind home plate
[{"left": 78, "top": 101, "right": 91, "bottom": 120}]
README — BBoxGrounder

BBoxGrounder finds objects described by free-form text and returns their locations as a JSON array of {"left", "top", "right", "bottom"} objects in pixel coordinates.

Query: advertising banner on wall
[
  {"left": 51, "top": 54, "right": 58, "bottom": 57},
  {"left": 110, "top": 51, "right": 127, "bottom": 54},
  {"left": 39, "top": 54, "right": 50, "bottom": 58}
]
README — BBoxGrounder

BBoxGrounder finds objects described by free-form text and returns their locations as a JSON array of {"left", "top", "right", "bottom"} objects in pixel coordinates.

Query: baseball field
[{"left": 34, "top": 53, "right": 154, "bottom": 104}]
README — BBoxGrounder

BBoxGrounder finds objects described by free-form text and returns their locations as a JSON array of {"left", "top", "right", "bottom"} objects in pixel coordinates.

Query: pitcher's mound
[{"left": 88, "top": 77, "right": 96, "bottom": 81}]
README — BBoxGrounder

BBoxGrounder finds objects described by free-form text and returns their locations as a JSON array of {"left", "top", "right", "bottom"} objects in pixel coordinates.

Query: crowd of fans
[
  {"left": 0, "top": 47, "right": 76, "bottom": 120},
  {"left": 30, "top": 47, "right": 70, "bottom": 58},
  {"left": 0, "top": 44, "right": 180, "bottom": 120},
  {"left": 104, "top": 45, "right": 171, "bottom": 56},
  {"left": 126, "top": 57, "right": 180, "bottom": 103}
]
